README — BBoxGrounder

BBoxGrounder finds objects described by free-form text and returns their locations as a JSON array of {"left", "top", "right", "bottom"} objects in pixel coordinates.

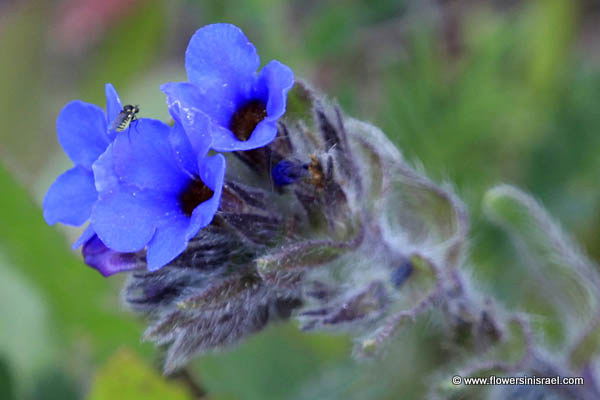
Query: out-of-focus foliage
[
  {"left": 86, "top": 349, "right": 192, "bottom": 400},
  {"left": 0, "top": 0, "right": 599, "bottom": 399}
]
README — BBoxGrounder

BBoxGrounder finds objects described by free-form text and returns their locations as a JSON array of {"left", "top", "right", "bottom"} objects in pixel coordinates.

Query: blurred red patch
[{"left": 54, "top": 0, "right": 143, "bottom": 52}]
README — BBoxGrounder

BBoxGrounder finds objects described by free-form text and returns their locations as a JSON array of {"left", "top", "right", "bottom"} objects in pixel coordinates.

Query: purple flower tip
[{"left": 82, "top": 235, "right": 142, "bottom": 277}]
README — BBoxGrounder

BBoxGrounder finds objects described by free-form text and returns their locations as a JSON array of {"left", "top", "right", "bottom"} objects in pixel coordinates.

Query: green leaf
[
  {"left": 86, "top": 349, "right": 192, "bottom": 400},
  {"left": 569, "top": 317, "right": 600, "bottom": 370},
  {"left": 28, "top": 368, "right": 79, "bottom": 400},
  {"left": 0, "top": 164, "right": 150, "bottom": 361},
  {"left": 195, "top": 323, "right": 350, "bottom": 400},
  {"left": 484, "top": 184, "right": 600, "bottom": 344},
  {"left": 0, "top": 256, "right": 55, "bottom": 392},
  {"left": 0, "top": 357, "right": 16, "bottom": 400}
]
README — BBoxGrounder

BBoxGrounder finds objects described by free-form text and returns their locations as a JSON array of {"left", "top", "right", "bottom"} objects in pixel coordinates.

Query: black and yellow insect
[{"left": 109, "top": 104, "right": 140, "bottom": 132}]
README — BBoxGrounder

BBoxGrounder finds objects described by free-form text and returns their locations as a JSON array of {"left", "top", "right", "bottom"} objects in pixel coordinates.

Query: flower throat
[
  {"left": 179, "top": 179, "right": 214, "bottom": 217},
  {"left": 230, "top": 100, "right": 267, "bottom": 141}
]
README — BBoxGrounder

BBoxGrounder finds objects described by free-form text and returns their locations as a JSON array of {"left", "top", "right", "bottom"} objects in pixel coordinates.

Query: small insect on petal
[{"left": 109, "top": 104, "right": 140, "bottom": 132}]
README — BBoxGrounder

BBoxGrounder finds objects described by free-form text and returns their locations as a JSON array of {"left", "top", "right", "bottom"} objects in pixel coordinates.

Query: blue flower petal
[
  {"left": 211, "top": 119, "right": 278, "bottom": 152},
  {"left": 198, "top": 153, "right": 226, "bottom": 192},
  {"left": 189, "top": 154, "right": 226, "bottom": 229},
  {"left": 92, "top": 143, "right": 119, "bottom": 194},
  {"left": 105, "top": 83, "right": 123, "bottom": 130},
  {"left": 57, "top": 100, "right": 109, "bottom": 168},
  {"left": 169, "top": 122, "right": 202, "bottom": 176},
  {"left": 257, "top": 60, "right": 295, "bottom": 121},
  {"left": 43, "top": 166, "right": 97, "bottom": 226},
  {"left": 91, "top": 186, "right": 175, "bottom": 252},
  {"left": 72, "top": 224, "right": 96, "bottom": 249},
  {"left": 161, "top": 81, "right": 236, "bottom": 135},
  {"left": 148, "top": 155, "right": 226, "bottom": 271},
  {"left": 185, "top": 23, "right": 260, "bottom": 92},
  {"left": 145, "top": 214, "right": 190, "bottom": 271},
  {"left": 189, "top": 190, "right": 221, "bottom": 230},
  {"left": 82, "top": 235, "right": 142, "bottom": 277},
  {"left": 161, "top": 84, "right": 214, "bottom": 158},
  {"left": 207, "top": 61, "right": 293, "bottom": 152},
  {"left": 112, "top": 119, "right": 189, "bottom": 194}
]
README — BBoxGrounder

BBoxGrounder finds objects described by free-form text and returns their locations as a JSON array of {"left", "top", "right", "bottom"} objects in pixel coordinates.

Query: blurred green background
[{"left": 1, "top": 0, "right": 599, "bottom": 399}]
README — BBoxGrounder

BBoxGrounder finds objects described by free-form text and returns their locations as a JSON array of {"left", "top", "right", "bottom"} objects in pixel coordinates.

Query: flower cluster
[
  {"left": 44, "top": 23, "right": 294, "bottom": 273},
  {"left": 45, "top": 23, "right": 464, "bottom": 372},
  {"left": 41, "top": 23, "right": 600, "bottom": 399},
  {"left": 43, "top": 21, "right": 491, "bottom": 380}
]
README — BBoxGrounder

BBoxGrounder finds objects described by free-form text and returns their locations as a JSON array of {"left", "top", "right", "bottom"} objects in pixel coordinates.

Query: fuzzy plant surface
[{"left": 43, "top": 23, "right": 600, "bottom": 399}]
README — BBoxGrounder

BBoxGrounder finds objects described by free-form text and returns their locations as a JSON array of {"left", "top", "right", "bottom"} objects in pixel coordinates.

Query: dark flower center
[
  {"left": 178, "top": 178, "right": 214, "bottom": 217},
  {"left": 230, "top": 99, "right": 267, "bottom": 141}
]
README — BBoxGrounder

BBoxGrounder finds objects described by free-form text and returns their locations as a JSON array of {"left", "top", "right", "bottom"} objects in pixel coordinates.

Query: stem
[{"left": 167, "top": 366, "right": 207, "bottom": 399}]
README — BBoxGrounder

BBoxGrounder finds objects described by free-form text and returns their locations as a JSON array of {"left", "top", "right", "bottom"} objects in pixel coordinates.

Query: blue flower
[
  {"left": 90, "top": 119, "right": 226, "bottom": 271},
  {"left": 43, "top": 83, "right": 125, "bottom": 248},
  {"left": 161, "top": 23, "right": 294, "bottom": 152}
]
